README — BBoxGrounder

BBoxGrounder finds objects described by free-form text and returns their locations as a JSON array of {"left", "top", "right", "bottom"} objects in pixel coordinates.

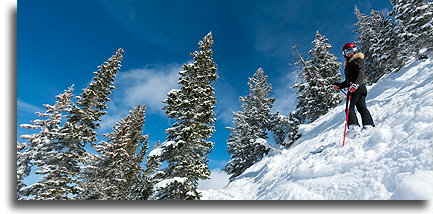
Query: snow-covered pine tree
[
  {"left": 286, "top": 112, "right": 302, "bottom": 147},
  {"left": 78, "top": 105, "right": 148, "bottom": 200},
  {"left": 18, "top": 49, "right": 124, "bottom": 200},
  {"left": 285, "top": 47, "right": 309, "bottom": 146},
  {"left": 69, "top": 48, "right": 124, "bottom": 145},
  {"left": 368, "top": 10, "right": 401, "bottom": 82},
  {"left": 292, "top": 32, "right": 343, "bottom": 124},
  {"left": 225, "top": 113, "right": 262, "bottom": 181},
  {"left": 354, "top": 7, "right": 378, "bottom": 84},
  {"left": 309, "top": 32, "right": 342, "bottom": 82},
  {"left": 19, "top": 85, "right": 79, "bottom": 200},
  {"left": 389, "top": 0, "right": 433, "bottom": 58},
  {"left": 225, "top": 68, "right": 277, "bottom": 181},
  {"left": 241, "top": 68, "right": 275, "bottom": 139},
  {"left": 140, "top": 141, "right": 163, "bottom": 200},
  {"left": 308, "top": 31, "right": 343, "bottom": 108},
  {"left": 354, "top": 7, "right": 407, "bottom": 83},
  {"left": 16, "top": 141, "right": 32, "bottom": 199},
  {"left": 291, "top": 49, "right": 314, "bottom": 125},
  {"left": 54, "top": 48, "right": 123, "bottom": 198},
  {"left": 354, "top": 6, "right": 376, "bottom": 80},
  {"left": 270, "top": 112, "right": 289, "bottom": 146},
  {"left": 153, "top": 32, "right": 218, "bottom": 200},
  {"left": 271, "top": 112, "right": 301, "bottom": 148}
]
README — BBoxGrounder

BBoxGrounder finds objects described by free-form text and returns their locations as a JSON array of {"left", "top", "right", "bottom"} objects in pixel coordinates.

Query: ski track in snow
[{"left": 202, "top": 56, "right": 433, "bottom": 200}]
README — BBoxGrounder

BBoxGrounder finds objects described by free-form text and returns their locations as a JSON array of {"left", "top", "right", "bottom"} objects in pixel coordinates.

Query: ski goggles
[{"left": 342, "top": 47, "right": 357, "bottom": 56}]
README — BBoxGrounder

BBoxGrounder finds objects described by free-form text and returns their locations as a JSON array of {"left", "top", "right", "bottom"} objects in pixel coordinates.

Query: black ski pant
[{"left": 347, "top": 83, "right": 375, "bottom": 127}]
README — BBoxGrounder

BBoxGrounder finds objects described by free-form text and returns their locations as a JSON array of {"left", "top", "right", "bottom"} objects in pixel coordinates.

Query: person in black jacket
[{"left": 334, "top": 43, "right": 374, "bottom": 135}]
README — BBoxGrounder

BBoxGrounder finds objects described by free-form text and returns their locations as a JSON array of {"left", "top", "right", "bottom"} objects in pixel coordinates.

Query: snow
[
  {"left": 20, "top": 124, "right": 39, "bottom": 129},
  {"left": 161, "top": 140, "right": 177, "bottom": 147},
  {"left": 20, "top": 134, "right": 33, "bottom": 139},
  {"left": 154, "top": 177, "right": 187, "bottom": 190},
  {"left": 203, "top": 56, "right": 433, "bottom": 200},
  {"left": 390, "top": 170, "right": 433, "bottom": 200},
  {"left": 198, "top": 169, "right": 230, "bottom": 190},
  {"left": 148, "top": 148, "right": 162, "bottom": 157}
]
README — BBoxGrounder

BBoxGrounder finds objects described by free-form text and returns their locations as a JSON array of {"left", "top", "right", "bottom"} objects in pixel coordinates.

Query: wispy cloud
[
  {"left": 117, "top": 64, "right": 181, "bottom": 113},
  {"left": 100, "top": 64, "right": 181, "bottom": 131},
  {"left": 216, "top": 109, "right": 234, "bottom": 126},
  {"left": 17, "top": 100, "right": 44, "bottom": 114}
]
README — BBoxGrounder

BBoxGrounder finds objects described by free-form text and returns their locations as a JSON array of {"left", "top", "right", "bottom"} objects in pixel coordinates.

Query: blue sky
[{"left": 18, "top": 0, "right": 392, "bottom": 170}]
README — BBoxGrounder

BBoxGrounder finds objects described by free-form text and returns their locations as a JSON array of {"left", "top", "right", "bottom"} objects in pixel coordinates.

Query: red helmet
[
  {"left": 342, "top": 43, "right": 357, "bottom": 56},
  {"left": 342, "top": 43, "right": 356, "bottom": 50}
]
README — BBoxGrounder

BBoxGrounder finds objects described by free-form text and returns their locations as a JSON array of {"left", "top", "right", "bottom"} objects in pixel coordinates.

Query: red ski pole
[{"left": 342, "top": 91, "right": 352, "bottom": 147}]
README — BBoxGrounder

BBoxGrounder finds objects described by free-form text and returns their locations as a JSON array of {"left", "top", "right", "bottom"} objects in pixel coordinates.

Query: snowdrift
[{"left": 203, "top": 56, "right": 433, "bottom": 200}]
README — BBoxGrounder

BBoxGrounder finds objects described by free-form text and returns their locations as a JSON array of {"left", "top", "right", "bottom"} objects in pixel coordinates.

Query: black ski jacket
[{"left": 336, "top": 52, "right": 366, "bottom": 89}]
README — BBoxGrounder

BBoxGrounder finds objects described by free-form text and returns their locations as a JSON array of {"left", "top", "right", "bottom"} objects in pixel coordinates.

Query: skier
[{"left": 333, "top": 43, "right": 374, "bottom": 137}]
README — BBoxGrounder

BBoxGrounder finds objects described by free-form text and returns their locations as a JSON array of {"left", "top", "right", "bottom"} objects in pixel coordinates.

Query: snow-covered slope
[{"left": 203, "top": 56, "right": 433, "bottom": 200}]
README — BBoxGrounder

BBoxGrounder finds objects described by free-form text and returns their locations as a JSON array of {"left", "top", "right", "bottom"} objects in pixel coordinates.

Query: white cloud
[
  {"left": 99, "top": 113, "right": 123, "bottom": 131},
  {"left": 99, "top": 64, "right": 181, "bottom": 131},
  {"left": 17, "top": 99, "right": 44, "bottom": 114},
  {"left": 117, "top": 64, "right": 181, "bottom": 113},
  {"left": 216, "top": 109, "right": 234, "bottom": 126},
  {"left": 198, "top": 168, "right": 230, "bottom": 190}
]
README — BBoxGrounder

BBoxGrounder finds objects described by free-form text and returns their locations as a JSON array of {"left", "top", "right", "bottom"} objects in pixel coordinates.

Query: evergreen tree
[
  {"left": 16, "top": 141, "right": 32, "bottom": 199},
  {"left": 287, "top": 112, "right": 302, "bottom": 146},
  {"left": 69, "top": 48, "right": 124, "bottom": 145},
  {"left": 18, "top": 48, "right": 124, "bottom": 200},
  {"left": 292, "top": 32, "right": 343, "bottom": 124},
  {"left": 270, "top": 112, "right": 289, "bottom": 146},
  {"left": 142, "top": 141, "right": 163, "bottom": 200},
  {"left": 354, "top": 7, "right": 407, "bottom": 83},
  {"left": 79, "top": 105, "right": 148, "bottom": 200},
  {"left": 368, "top": 10, "right": 400, "bottom": 82},
  {"left": 19, "top": 86, "right": 79, "bottom": 200},
  {"left": 354, "top": 6, "right": 376, "bottom": 76},
  {"left": 153, "top": 32, "right": 218, "bottom": 200},
  {"left": 309, "top": 32, "right": 342, "bottom": 82},
  {"left": 308, "top": 31, "right": 343, "bottom": 108},
  {"left": 389, "top": 0, "right": 433, "bottom": 57},
  {"left": 60, "top": 48, "right": 124, "bottom": 198},
  {"left": 225, "top": 68, "right": 277, "bottom": 181},
  {"left": 271, "top": 112, "right": 301, "bottom": 148}
]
